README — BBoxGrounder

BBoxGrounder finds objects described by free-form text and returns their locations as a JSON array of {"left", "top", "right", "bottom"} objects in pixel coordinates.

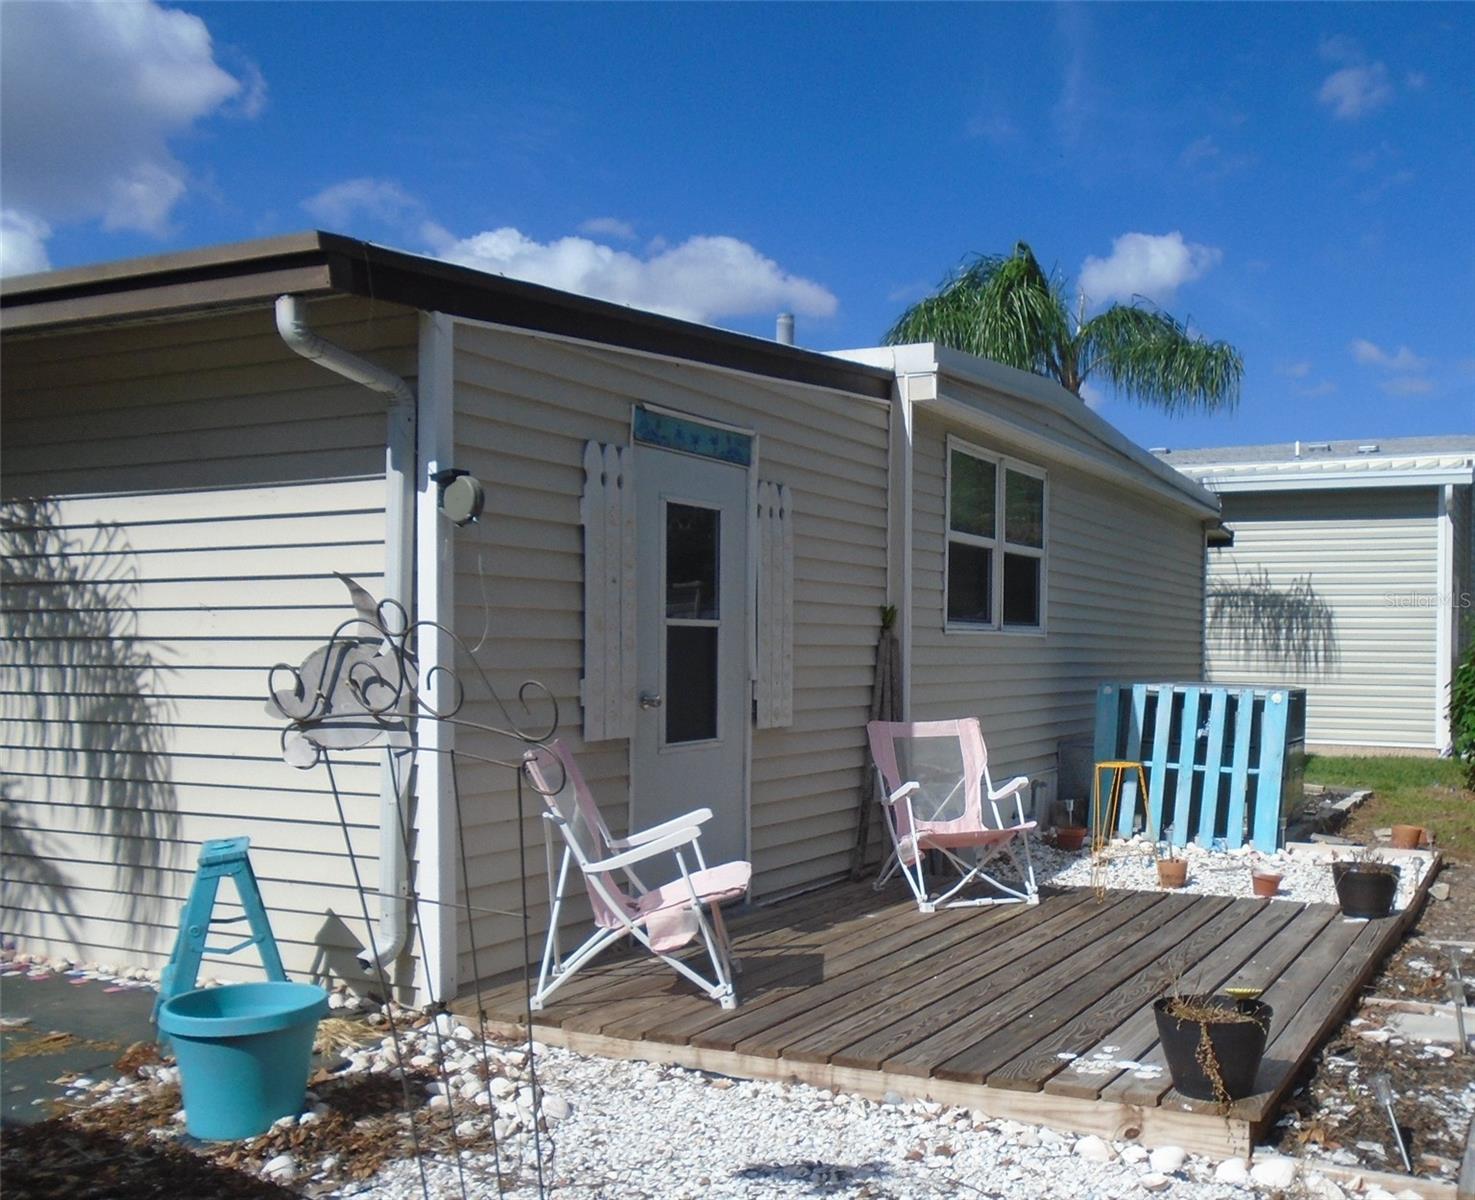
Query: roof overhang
[
  {"left": 1182, "top": 463, "right": 1475, "bottom": 492},
  {"left": 1, "top": 231, "right": 895, "bottom": 403},
  {"left": 833, "top": 343, "right": 1221, "bottom": 519}
]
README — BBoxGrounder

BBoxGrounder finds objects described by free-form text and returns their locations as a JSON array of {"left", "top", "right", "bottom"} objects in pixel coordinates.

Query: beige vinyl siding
[
  {"left": 449, "top": 321, "right": 889, "bottom": 987},
  {"left": 909, "top": 408, "right": 1205, "bottom": 779},
  {"left": 1, "top": 298, "right": 416, "bottom": 984},
  {"left": 1204, "top": 488, "right": 1441, "bottom": 749},
  {"left": 1453, "top": 486, "right": 1473, "bottom": 664}
]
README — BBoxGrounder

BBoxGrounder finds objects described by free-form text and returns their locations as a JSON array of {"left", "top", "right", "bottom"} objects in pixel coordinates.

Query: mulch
[
  {"left": 1, "top": 1032, "right": 529, "bottom": 1200},
  {"left": 1271, "top": 861, "right": 1474, "bottom": 1182}
]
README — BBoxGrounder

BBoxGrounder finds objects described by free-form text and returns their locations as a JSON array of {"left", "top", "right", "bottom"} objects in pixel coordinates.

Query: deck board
[
  {"left": 1043, "top": 898, "right": 1302, "bottom": 1100},
  {"left": 460, "top": 861, "right": 1435, "bottom": 1158}
]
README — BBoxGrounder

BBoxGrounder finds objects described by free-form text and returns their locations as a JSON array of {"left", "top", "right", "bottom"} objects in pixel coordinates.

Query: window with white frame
[{"left": 945, "top": 438, "right": 1047, "bottom": 631}]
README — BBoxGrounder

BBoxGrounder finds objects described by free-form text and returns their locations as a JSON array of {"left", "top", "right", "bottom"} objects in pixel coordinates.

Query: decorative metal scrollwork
[{"left": 267, "top": 572, "right": 560, "bottom": 784}]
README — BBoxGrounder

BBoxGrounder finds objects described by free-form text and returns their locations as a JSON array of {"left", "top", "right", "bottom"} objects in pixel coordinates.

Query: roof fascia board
[
  {"left": 832, "top": 342, "right": 1219, "bottom": 516},
  {"left": 3, "top": 231, "right": 894, "bottom": 402},
  {"left": 926, "top": 391, "right": 1219, "bottom": 517},
  {"left": 327, "top": 243, "right": 894, "bottom": 401},
  {"left": 928, "top": 344, "right": 1220, "bottom": 509},
  {"left": 1191, "top": 468, "right": 1475, "bottom": 492}
]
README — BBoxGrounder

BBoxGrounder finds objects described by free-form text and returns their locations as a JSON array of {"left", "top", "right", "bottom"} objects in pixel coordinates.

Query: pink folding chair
[
  {"left": 866, "top": 718, "right": 1038, "bottom": 913},
  {"left": 523, "top": 741, "right": 751, "bottom": 1010}
]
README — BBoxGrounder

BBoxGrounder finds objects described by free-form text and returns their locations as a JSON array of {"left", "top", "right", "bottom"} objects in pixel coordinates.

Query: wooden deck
[{"left": 459, "top": 876, "right": 1430, "bottom": 1158}]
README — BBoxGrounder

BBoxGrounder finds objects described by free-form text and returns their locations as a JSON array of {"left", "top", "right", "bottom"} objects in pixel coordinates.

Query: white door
[{"left": 632, "top": 444, "right": 749, "bottom": 864}]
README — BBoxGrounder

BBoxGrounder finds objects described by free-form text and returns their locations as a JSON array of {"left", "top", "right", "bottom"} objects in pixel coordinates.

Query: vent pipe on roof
[
  {"left": 776, "top": 312, "right": 795, "bottom": 346},
  {"left": 275, "top": 294, "right": 413, "bottom": 976}
]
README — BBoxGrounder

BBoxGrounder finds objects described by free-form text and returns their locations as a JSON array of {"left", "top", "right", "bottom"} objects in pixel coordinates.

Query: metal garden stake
[
  {"left": 1451, "top": 975, "right": 1469, "bottom": 1056},
  {"left": 1369, "top": 1072, "right": 1411, "bottom": 1172}
]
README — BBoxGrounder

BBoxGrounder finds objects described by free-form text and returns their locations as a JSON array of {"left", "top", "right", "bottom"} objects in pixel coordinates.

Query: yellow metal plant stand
[{"left": 1091, "top": 760, "right": 1149, "bottom": 898}]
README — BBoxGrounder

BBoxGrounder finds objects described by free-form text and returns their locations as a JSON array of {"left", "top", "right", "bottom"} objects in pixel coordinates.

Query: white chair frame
[
  {"left": 869, "top": 719, "right": 1040, "bottom": 914},
  {"left": 528, "top": 747, "right": 742, "bottom": 1011}
]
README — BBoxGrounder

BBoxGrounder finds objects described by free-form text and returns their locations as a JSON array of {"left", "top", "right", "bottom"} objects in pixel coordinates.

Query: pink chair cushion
[
  {"left": 634, "top": 862, "right": 752, "bottom": 953},
  {"left": 916, "top": 820, "right": 1036, "bottom": 852}
]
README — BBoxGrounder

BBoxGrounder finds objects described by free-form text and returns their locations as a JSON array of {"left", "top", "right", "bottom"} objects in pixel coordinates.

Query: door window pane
[
  {"left": 666, "top": 626, "right": 718, "bottom": 742},
  {"left": 1005, "top": 470, "right": 1044, "bottom": 548},
  {"left": 949, "top": 452, "right": 996, "bottom": 539},
  {"left": 666, "top": 503, "right": 719, "bottom": 619},
  {"left": 947, "top": 542, "right": 993, "bottom": 625},
  {"left": 1002, "top": 552, "right": 1041, "bottom": 626}
]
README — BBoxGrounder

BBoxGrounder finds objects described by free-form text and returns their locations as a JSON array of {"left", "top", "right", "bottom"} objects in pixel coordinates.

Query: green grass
[{"left": 1305, "top": 754, "right": 1475, "bottom": 862}]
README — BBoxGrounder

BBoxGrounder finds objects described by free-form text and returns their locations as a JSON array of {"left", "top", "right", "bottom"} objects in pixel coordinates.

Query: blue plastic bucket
[{"left": 157, "top": 981, "right": 329, "bottom": 1140}]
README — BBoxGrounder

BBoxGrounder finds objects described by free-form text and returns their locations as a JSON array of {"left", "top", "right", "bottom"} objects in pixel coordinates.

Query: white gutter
[
  {"left": 275, "top": 294, "right": 415, "bottom": 972},
  {"left": 832, "top": 343, "right": 1220, "bottom": 518},
  {"left": 1179, "top": 467, "right": 1475, "bottom": 493}
]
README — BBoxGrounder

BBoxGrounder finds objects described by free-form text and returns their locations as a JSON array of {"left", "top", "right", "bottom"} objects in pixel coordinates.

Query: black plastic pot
[
  {"left": 1331, "top": 862, "right": 1399, "bottom": 919},
  {"left": 1153, "top": 994, "right": 1272, "bottom": 1102}
]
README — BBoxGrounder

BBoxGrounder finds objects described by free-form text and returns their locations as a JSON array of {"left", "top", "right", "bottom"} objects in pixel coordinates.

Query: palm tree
[{"left": 885, "top": 241, "right": 1242, "bottom": 415}]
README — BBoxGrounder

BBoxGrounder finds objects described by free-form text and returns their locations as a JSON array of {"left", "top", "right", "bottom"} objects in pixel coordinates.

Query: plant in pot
[
  {"left": 1154, "top": 985, "right": 1272, "bottom": 1108},
  {"left": 1156, "top": 839, "right": 1187, "bottom": 889},
  {"left": 1331, "top": 846, "right": 1400, "bottom": 919},
  {"left": 1054, "top": 798, "right": 1087, "bottom": 853}
]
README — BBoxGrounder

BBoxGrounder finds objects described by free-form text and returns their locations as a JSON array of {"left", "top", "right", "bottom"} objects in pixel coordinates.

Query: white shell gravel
[
  {"left": 332, "top": 1043, "right": 1360, "bottom": 1199},
  {"left": 1032, "top": 835, "right": 1428, "bottom": 910}
]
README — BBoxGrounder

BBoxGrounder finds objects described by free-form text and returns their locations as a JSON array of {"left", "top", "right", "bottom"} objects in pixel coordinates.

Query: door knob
[{"left": 639, "top": 692, "right": 664, "bottom": 710}]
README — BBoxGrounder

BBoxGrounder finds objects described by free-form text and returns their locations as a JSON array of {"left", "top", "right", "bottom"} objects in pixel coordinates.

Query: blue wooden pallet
[{"left": 1091, "top": 682, "right": 1305, "bottom": 850}]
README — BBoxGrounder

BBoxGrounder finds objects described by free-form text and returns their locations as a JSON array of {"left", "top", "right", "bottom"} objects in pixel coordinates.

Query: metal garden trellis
[{"left": 266, "top": 573, "right": 568, "bottom": 1200}]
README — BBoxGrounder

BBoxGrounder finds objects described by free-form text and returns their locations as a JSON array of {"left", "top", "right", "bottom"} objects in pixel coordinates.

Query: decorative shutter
[
  {"left": 580, "top": 442, "right": 636, "bottom": 741},
  {"left": 755, "top": 481, "right": 794, "bottom": 728}
]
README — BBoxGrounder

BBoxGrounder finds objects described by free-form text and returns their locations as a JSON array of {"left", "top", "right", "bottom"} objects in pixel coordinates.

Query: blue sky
[{"left": 2, "top": 2, "right": 1470, "bottom": 450}]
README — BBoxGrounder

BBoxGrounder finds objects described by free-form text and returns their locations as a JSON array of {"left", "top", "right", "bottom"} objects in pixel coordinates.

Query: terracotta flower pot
[
  {"left": 1389, "top": 825, "right": 1424, "bottom": 850},
  {"left": 1157, "top": 858, "right": 1188, "bottom": 889},
  {"left": 1054, "top": 826, "right": 1087, "bottom": 852},
  {"left": 1251, "top": 870, "right": 1282, "bottom": 898}
]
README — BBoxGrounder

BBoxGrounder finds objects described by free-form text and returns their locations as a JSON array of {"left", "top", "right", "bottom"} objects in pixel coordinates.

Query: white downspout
[{"left": 275, "top": 294, "right": 414, "bottom": 971}]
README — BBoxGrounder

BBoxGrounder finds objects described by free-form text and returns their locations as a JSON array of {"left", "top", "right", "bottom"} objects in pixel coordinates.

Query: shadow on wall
[
  {"left": 1208, "top": 567, "right": 1339, "bottom": 674},
  {"left": 1, "top": 498, "right": 183, "bottom": 941}
]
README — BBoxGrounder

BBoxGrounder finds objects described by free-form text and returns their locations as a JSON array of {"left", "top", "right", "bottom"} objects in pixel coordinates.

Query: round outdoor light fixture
[{"left": 431, "top": 468, "right": 485, "bottom": 526}]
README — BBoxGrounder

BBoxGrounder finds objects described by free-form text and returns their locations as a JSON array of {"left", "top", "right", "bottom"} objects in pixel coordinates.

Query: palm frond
[
  {"left": 884, "top": 244, "right": 1073, "bottom": 382},
  {"left": 1077, "top": 303, "right": 1243, "bottom": 415}
]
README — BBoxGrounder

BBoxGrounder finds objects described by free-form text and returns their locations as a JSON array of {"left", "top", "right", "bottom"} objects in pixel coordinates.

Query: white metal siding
[
  {"left": 448, "top": 322, "right": 889, "bottom": 987},
  {"left": 908, "top": 408, "right": 1206, "bottom": 784},
  {"left": 1204, "top": 488, "right": 1441, "bottom": 748},
  {"left": 1, "top": 299, "right": 416, "bottom": 984}
]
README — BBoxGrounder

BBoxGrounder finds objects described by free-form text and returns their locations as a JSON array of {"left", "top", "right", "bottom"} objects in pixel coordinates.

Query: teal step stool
[{"left": 154, "top": 837, "right": 287, "bottom": 1026}]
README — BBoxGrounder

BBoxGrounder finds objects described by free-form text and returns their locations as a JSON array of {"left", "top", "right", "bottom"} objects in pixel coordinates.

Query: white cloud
[
  {"left": 1350, "top": 339, "right": 1428, "bottom": 371},
  {"left": 1078, "top": 232, "right": 1223, "bottom": 307},
  {"left": 1179, "top": 136, "right": 1254, "bottom": 180},
  {"left": 1381, "top": 376, "right": 1433, "bottom": 396},
  {"left": 578, "top": 217, "right": 637, "bottom": 241},
  {"left": 0, "top": 0, "right": 256, "bottom": 266},
  {"left": 1318, "top": 34, "right": 1363, "bottom": 64},
  {"left": 0, "top": 210, "right": 51, "bottom": 277},
  {"left": 302, "top": 178, "right": 420, "bottom": 229},
  {"left": 965, "top": 114, "right": 1018, "bottom": 145},
  {"left": 1079, "top": 379, "right": 1108, "bottom": 411},
  {"left": 1318, "top": 63, "right": 1394, "bottom": 119},
  {"left": 1278, "top": 360, "right": 1313, "bottom": 379},
  {"left": 430, "top": 227, "right": 838, "bottom": 324}
]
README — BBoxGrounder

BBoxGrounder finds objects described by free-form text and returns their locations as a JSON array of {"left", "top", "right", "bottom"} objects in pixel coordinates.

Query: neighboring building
[
  {"left": 1, "top": 233, "right": 1220, "bottom": 1003},
  {"left": 1158, "top": 437, "right": 1475, "bottom": 754}
]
